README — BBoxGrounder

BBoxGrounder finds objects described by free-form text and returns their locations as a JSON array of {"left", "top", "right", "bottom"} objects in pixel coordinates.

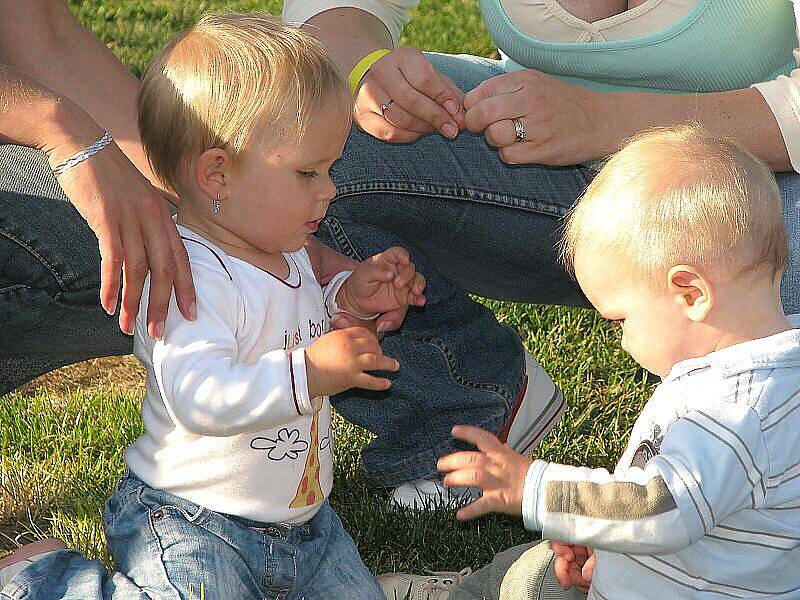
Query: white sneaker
[
  {"left": 378, "top": 568, "right": 473, "bottom": 600},
  {"left": 389, "top": 352, "right": 564, "bottom": 511},
  {"left": 498, "top": 352, "right": 565, "bottom": 456},
  {"left": 0, "top": 539, "right": 66, "bottom": 588},
  {"left": 389, "top": 477, "right": 478, "bottom": 511}
]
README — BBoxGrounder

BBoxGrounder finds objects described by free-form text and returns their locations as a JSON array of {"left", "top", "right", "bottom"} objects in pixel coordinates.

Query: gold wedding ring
[{"left": 512, "top": 118, "right": 526, "bottom": 142}]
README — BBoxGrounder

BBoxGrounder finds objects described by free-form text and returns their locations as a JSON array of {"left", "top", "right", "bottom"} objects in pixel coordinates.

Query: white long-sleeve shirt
[
  {"left": 127, "top": 226, "right": 350, "bottom": 524},
  {"left": 522, "top": 315, "right": 800, "bottom": 599},
  {"left": 284, "top": 0, "right": 800, "bottom": 172}
]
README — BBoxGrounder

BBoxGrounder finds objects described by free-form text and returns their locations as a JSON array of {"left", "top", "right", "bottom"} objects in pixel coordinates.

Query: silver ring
[
  {"left": 512, "top": 118, "right": 526, "bottom": 142},
  {"left": 380, "top": 100, "right": 394, "bottom": 118}
]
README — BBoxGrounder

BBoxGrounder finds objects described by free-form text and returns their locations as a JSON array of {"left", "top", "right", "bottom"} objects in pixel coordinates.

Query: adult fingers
[
  {"left": 440, "top": 73, "right": 467, "bottom": 129},
  {"left": 378, "top": 246, "right": 411, "bottom": 266},
  {"left": 330, "top": 312, "right": 378, "bottom": 333},
  {"left": 377, "top": 53, "right": 458, "bottom": 138},
  {"left": 485, "top": 118, "right": 520, "bottom": 148},
  {"left": 382, "top": 101, "right": 435, "bottom": 134},
  {"left": 451, "top": 424, "right": 505, "bottom": 453},
  {"left": 392, "top": 262, "right": 416, "bottom": 291},
  {"left": 164, "top": 210, "right": 196, "bottom": 321},
  {"left": 118, "top": 224, "right": 148, "bottom": 336},
  {"left": 357, "top": 111, "right": 422, "bottom": 144},
  {"left": 464, "top": 92, "right": 523, "bottom": 134},
  {"left": 412, "top": 272, "right": 427, "bottom": 297},
  {"left": 463, "top": 73, "right": 524, "bottom": 111},
  {"left": 140, "top": 213, "right": 178, "bottom": 340},
  {"left": 96, "top": 225, "right": 123, "bottom": 317},
  {"left": 498, "top": 141, "right": 553, "bottom": 166},
  {"left": 391, "top": 47, "right": 462, "bottom": 123}
]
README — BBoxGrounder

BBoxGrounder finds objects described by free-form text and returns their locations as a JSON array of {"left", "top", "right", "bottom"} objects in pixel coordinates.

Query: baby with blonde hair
[
  {"left": 103, "top": 12, "right": 423, "bottom": 599},
  {"left": 380, "top": 126, "right": 800, "bottom": 600}
]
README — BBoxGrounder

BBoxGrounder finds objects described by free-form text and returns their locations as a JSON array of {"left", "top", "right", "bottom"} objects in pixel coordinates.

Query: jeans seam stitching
[
  {"left": 0, "top": 230, "right": 68, "bottom": 292},
  {"left": 135, "top": 487, "right": 183, "bottom": 599},
  {"left": 323, "top": 216, "right": 364, "bottom": 261},
  {"left": 335, "top": 181, "right": 571, "bottom": 218},
  {"left": 415, "top": 334, "right": 514, "bottom": 399},
  {"left": 0, "top": 284, "right": 30, "bottom": 294}
]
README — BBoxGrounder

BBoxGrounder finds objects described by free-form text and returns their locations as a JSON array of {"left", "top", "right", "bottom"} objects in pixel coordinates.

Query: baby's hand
[
  {"left": 305, "top": 327, "right": 399, "bottom": 398},
  {"left": 436, "top": 425, "right": 532, "bottom": 521},
  {"left": 551, "top": 542, "right": 594, "bottom": 593},
  {"left": 338, "top": 247, "right": 426, "bottom": 318}
]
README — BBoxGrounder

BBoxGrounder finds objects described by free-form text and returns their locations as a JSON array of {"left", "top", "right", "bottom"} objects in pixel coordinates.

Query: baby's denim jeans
[{"left": 0, "top": 471, "right": 383, "bottom": 600}]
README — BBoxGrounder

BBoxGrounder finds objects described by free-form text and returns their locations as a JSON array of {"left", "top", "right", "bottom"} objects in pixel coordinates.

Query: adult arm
[
  {"left": 285, "top": 2, "right": 465, "bottom": 142},
  {"left": 464, "top": 71, "right": 792, "bottom": 171},
  {"left": 464, "top": 0, "right": 800, "bottom": 172},
  {"left": 0, "top": 1, "right": 195, "bottom": 337}
]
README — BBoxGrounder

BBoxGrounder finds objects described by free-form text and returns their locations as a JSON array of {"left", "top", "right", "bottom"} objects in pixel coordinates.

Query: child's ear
[
  {"left": 195, "top": 148, "right": 231, "bottom": 201},
  {"left": 667, "top": 265, "right": 714, "bottom": 322}
]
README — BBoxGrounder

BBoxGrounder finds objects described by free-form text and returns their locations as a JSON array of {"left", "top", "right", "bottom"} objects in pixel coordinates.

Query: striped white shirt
[{"left": 523, "top": 315, "right": 800, "bottom": 599}]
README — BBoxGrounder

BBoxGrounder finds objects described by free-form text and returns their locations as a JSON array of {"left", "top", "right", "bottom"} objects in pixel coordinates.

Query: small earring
[{"left": 212, "top": 193, "right": 221, "bottom": 215}]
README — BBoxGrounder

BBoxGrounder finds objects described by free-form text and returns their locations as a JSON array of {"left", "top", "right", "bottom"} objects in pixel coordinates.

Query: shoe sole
[{"left": 0, "top": 539, "right": 66, "bottom": 570}]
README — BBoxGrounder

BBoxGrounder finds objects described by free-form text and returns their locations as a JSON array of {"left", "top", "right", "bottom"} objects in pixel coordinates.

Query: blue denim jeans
[{"left": 0, "top": 472, "right": 384, "bottom": 600}]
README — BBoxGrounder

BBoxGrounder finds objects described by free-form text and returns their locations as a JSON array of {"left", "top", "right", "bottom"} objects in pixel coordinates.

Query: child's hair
[
  {"left": 138, "top": 12, "right": 352, "bottom": 195},
  {"left": 560, "top": 125, "right": 788, "bottom": 286}
]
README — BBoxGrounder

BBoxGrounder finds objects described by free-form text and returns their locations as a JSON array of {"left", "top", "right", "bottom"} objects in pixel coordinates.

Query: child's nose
[{"left": 319, "top": 178, "right": 337, "bottom": 202}]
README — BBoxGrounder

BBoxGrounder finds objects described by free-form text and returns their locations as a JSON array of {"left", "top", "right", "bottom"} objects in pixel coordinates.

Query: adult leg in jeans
[
  {"left": 326, "top": 53, "right": 590, "bottom": 486},
  {"left": 327, "top": 52, "right": 800, "bottom": 486},
  {"left": 0, "top": 145, "right": 131, "bottom": 395}
]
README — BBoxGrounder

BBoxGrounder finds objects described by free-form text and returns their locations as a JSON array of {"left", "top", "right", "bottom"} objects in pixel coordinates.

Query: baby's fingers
[
  {"left": 360, "top": 352, "right": 400, "bottom": 373},
  {"left": 354, "top": 372, "right": 393, "bottom": 391},
  {"left": 451, "top": 425, "right": 505, "bottom": 454},
  {"left": 393, "top": 262, "right": 417, "bottom": 291},
  {"left": 550, "top": 541, "right": 575, "bottom": 562},
  {"left": 437, "top": 450, "right": 486, "bottom": 473},
  {"left": 455, "top": 496, "right": 493, "bottom": 521},
  {"left": 553, "top": 556, "right": 574, "bottom": 591},
  {"left": 377, "top": 246, "right": 411, "bottom": 267}
]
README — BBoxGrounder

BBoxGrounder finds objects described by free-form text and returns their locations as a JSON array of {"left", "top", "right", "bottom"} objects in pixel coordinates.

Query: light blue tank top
[{"left": 479, "top": 0, "right": 798, "bottom": 93}]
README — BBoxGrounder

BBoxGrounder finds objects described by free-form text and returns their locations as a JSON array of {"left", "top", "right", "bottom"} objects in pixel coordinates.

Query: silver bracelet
[{"left": 51, "top": 131, "right": 114, "bottom": 176}]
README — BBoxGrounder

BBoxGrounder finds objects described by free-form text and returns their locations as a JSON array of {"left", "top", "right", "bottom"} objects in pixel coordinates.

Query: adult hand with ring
[
  {"left": 463, "top": 69, "right": 612, "bottom": 165},
  {"left": 354, "top": 46, "right": 466, "bottom": 143},
  {"left": 380, "top": 100, "right": 394, "bottom": 119}
]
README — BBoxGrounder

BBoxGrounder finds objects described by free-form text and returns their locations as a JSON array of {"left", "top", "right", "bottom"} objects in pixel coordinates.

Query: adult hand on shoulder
[
  {"left": 49, "top": 131, "right": 196, "bottom": 339},
  {"left": 355, "top": 46, "right": 466, "bottom": 143},
  {"left": 464, "top": 69, "right": 613, "bottom": 165}
]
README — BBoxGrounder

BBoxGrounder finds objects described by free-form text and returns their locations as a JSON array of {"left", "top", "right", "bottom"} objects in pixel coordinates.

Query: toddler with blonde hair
[
  {"left": 379, "top": 125, "right": 800, "bottom": 600},
  {"left": 111, "top": 12, "right": 422, "bottom": 599}
]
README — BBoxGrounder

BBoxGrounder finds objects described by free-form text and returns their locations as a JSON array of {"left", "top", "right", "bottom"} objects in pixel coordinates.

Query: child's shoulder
[{"left": 176, "top": 226, "right": 236, "bottom": 284}]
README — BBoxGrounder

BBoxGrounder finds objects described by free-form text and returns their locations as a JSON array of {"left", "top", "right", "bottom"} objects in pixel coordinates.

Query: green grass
[{"left": 0, "top": 0, "right": 654, "bottom": 580}]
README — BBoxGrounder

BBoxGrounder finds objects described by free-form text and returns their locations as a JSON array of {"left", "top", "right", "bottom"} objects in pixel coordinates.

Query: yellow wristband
[{"left": 348, "top": 49, "right": 391, "bottom": 94}]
